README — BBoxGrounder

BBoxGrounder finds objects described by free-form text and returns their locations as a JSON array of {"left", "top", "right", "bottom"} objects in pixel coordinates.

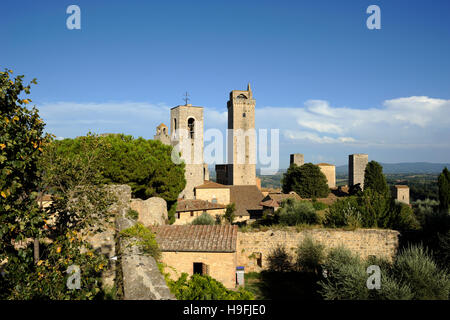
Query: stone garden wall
[{"left": 237, "top": 228, "right": 399, "bottom": 273}]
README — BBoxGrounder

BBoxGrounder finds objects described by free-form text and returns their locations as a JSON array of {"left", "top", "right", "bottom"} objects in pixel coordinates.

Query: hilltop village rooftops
[
  {"left": 193, "top": 181, "right": 265, "bottom": 216},
  {"left": 229, "top": 185, "right": 264, "bottom": 216},
  {"left": 260, "top": 192, "right": 302, "bottom": 208},
  {"left": 150, "top": 225, "right": 237, "bottom": 253},
  {"left": 175, "top": 199, "right": 226, "bottom": 212}
]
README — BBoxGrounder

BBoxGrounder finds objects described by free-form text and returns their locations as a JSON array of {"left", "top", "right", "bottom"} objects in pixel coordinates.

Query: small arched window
[
  {"left": 237, "top": 94, "right": 247, "bottom": 99},
  {"left": 174, "top": 118, "right": 177, "bottom": 130},
  {"left": 188, "top": 118, "right": 195, "bottom": 139}
]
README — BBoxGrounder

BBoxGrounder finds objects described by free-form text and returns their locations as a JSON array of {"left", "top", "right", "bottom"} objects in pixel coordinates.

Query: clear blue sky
[{"left": 2, "top": 0, "right": 450, "bottom": 168}]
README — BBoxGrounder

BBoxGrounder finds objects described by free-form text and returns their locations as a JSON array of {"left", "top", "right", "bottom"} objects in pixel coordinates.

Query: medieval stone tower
[
  {"left": 221, "top": 84, "right": 256, "bottom": 185},
  {"left": 348, "top": 154, "right": 368, "bottom": 190},
  {"left": 290, "top": 154, "right": 304, "bottom": 167},
  {"left": 170, "top": 104, "right": 204, "bottom": 199}
]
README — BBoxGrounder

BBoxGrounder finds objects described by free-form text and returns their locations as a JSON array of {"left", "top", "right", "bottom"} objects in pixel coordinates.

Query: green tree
[
  {"left": 281, "top": 163, "right": 329, "bottom": 198},
  {"left": 224, "top": 203, "right": 236, "bottom": 224},
  {"left": 364, "top": 161, "right": 389, "bottom": 195},
  {"left": 31, "top": 133, "right": 116, "bottom": 299},
  {"left": 49, "top": 134, "right": 186, "bottom": 224},
  {"left": 0, "top": 70, "right": 52, "bottom": 298},
  {"left": 438, "top": 167, "right": 450, "bottom": 212}
]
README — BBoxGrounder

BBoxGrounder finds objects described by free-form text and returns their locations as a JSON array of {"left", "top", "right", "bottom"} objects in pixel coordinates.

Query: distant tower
[
  {"left": 226, "top": 83, "right": 256, "bottom": 185},
  {"left": 348, "top": 154, "right": 368, "bottom": 190},
  {"left": 290, "top": 154, "right": 304, "bottom": 167},
  {"left": 395, "top": 185, "right": 410, "bottom": 205},
  {"left": 154, "top": 123, "right": 171, "bottom": 145},
  {"left": 170, "top": 104, "right": 204, "bottom": 199}
]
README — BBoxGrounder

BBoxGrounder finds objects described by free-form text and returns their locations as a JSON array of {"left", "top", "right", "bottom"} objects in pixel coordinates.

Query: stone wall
[
  {"left": 115, "top": 190, "right": 174, "bottom": 300},
  {"left": 237, "top": 228, "right": 399, "bottom": 273}
]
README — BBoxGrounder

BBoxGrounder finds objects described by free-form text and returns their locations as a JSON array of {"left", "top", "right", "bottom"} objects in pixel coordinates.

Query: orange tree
[
  {"left": 0, "top": 69, "right": 51, "bottom": 298},
  {"left": 0, "top": 70, "right": 112, "bottom": 299}
]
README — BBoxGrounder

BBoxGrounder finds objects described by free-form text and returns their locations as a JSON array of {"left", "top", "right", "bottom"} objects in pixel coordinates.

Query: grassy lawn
[{"left": 244, "top": 271, "right": 322, "bottom": 300}]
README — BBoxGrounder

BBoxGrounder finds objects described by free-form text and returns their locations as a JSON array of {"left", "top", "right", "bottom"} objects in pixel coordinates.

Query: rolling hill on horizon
[{"left": 335, "top": 162, "right": 450, "bottom": 175}]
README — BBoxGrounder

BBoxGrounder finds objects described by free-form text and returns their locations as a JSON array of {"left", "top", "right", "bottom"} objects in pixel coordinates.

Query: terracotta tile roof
[
  {"left": 317, "top": 163, "right": 334, "bottom": 166},
  {"left": 195, "top": 180, "right": 229, "bottom": 189},
  {"left": 260, "top": 192, "right": 302, "bottom": 207},
  {"left": 176, "top": 199, "right": 226, "bottom": 212},
  {"left": 229, "top": 185, "right": 264, "bottom": 216},
  {"left": 151, "top": 225, "right": 237, "bottom": 253},
  {"left": 395, "top": 185, "right": 409, "bottom": 189}
]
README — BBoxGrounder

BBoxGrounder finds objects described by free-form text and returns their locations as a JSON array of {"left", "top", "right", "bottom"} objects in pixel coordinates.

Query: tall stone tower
[
  {"left": 290, "top": 154, "right": 304, "bottom": 167},
  {"left": 226, "top": 83, "right": 256, "bottom": 185},
  {"left": 348, "top": 154, "right": 368, "bottom": 190},
  {"left": 170, "top": 104, "right": 204, "bottom": 199}
]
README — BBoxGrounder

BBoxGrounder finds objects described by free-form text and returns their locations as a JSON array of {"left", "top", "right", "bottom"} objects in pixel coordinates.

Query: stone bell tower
[
  {"left": 226, "top": 83, "right": 256, "bottom": 185},
  {"left": 170, "top": 103, "right": 204, "bottom": 199}
]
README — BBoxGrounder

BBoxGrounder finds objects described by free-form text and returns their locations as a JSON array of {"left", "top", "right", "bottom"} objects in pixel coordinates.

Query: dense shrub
[
  {"left": 388, "top": 201, "right": 420, "bottom": 231},
  {"left": 324, "top": 196, "right": 362, "bottom": 228},
  {"left": 120, "top": 223, "right": 161, "bottom": 260},
  {"left": 191, "top": 212, "right": 215, "bottom": 225},
  {"left": 318, "top": 244, "right": 450, "bottom": 300},
  {"left": 318, "top": 246, "right": 370, "bottom": 300},
  {"left": 267, "top": 245, "right": 293, "bottom": 272},
  {"left": 392, "top": 245, "right": 449, "bottom": 300},
  {"left": 295, "top": 237, "right": 325, "bottom": 274},
  {"left": 413, "top": 199, "right": 439, "bottom": 227},
  {"left": 325, "top": 190, "right": 418, "bottom": 231},
  {"left": 277, "top": 199, "right": 320, "bottom": 226},
  {"left": 168, "top": 273, "right": 254, "bottom": 300},
  {"left": 312, "top": 201, "right": 327, "bottom": 211}
]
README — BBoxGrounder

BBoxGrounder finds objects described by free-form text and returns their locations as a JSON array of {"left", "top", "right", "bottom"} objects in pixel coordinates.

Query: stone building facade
[
  {"left": 317, "top": 163, "right": 336, "bottom": 188},
  {"left": 395, "top": 185, "right": 410, "bottom": 205},
  {"left": 153, "top": 225, "right": 238, "bottom": 288},
  {"left": 348, "top": 154, "right": 369, "bottom": 190},
  {"left": 195, "top": 180, "right": 231, "bottom": 205}
]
